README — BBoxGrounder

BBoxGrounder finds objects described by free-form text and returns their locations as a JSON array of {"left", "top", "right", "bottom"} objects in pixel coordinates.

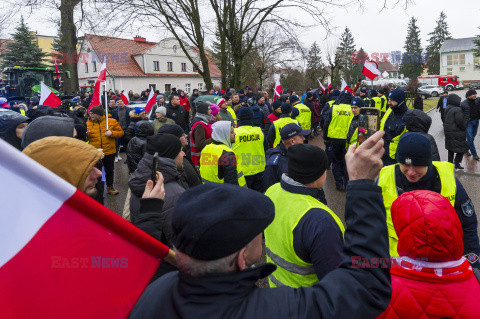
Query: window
[
  {"left": 185, "top": 83, "right": 191, "bottom": 94},
  {"left": 84, "top": 63, "right": 89, "bottom": 73},
  {"left": 460, "top": 67, "right": 465, "bottom": 72},
  {"left": 92, "top": 62, "right": 97, "bottom": 72},
  {"left": 181, "top": 63, "right": 187, "bottom": 72},
  {"left": 198, "top": 83, "right": 204, "bottom": 91},
  {"left": 447, "top": 68, "right": 453, "bottom": 76},
  {"left": 447, "top": 54, "right": 465, "bottom": 65},
  {"left": 193, "top": 65, "right": 197, "bottom": 73},
  {"left": 165, "top": 84, "right": 171, "bottom": 92},
  {"left": 153, "top": 61, "right": 159, "bottom": 71},
  {"left": 167, "top": 62, "right": 173, "bottom": 71}
]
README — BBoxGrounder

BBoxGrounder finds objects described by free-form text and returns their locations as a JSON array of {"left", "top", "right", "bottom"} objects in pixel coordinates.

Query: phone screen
[
  {"left": 357, "top": 107, "right": 380, "bottom": 145},
  {"left": 152, "top": 152, "right": 159, "bottom": 182}
]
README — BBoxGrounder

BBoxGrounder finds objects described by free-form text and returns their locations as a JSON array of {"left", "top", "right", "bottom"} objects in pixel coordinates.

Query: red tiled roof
[
  {"left": 0, "top": 39, "right": 13, "bottom": 53},
  {"left": 83, "top": 34, "right": 221, "bottom": 78},
  {"left": 378, "top": 60, "right": 398, "bottom": 73}
]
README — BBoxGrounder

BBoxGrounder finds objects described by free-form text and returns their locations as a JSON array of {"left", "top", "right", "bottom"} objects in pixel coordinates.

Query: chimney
[{"left": 134, "top": 35, "right": 146, "bottom": 43}]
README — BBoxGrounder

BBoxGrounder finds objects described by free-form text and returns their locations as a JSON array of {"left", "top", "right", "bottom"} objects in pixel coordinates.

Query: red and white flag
[
  {"left": 39, "top": 81, "right": 62, "bottom": 108},
  {"left": 317, "top": 79, "right": 326, "bottom": 93},
  {"left": 341, "top": 78, "right": 353, "bottom": 94},
  {"left": 54, "top": 61, "right": 61, "bottom": 82},
  {"left": 0, "top": 139, "right": 170, "bottom": 318},
  {"left": 273, "top": 79, "right": 282, "bottom": 101},
  {"left": 362, "top": 60, "right": 381, "bottom": 80},
  {"left": 88, "top": 57, "right": 107, "bottom": 112},
  {"left": 144, "top": 87, "right": 156, "bottom": 114},
  {"left": 120, "top": 91, "right": 130, "bottom": 105},
  {"left": 327, "top": 76, "right": 333, "bottom": 91}
]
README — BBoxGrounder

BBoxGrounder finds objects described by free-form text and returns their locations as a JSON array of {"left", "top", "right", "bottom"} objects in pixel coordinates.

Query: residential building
[{"left": 440, "top": 37, "right": 480, "bottom": 84}]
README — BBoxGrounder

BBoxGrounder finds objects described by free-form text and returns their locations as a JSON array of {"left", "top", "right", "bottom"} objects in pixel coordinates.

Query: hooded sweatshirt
[
  {"left": 0, "top": 109, "right": 29, "bottom": 150},
  {"left": 22, "top": 136, "right": 102, "bottom": 191},
  {"left": 210, "top": 121, "right": 240, "bottom": 185},
  {"left": 21, "top": 116, "right": 75, "bottom": 149}
]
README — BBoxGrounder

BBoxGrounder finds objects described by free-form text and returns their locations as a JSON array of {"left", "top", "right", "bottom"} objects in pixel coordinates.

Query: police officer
[
  {"left": 377, "top": 88, "right": 389, "bottom": 118},
  {"left": 359, "top": 87, "right": 371, "bottom": 107},
  {"left": 264, "top": 123, "right": 313, "bottom": 191},
  {"left": 323, "top": 91, "right": 354, "bottom": 191},
  {"left": 266, "top": 103, "right": 300, "bottom": 148},
  {"left": 377, "top": 132, "right": 480, "bottom": 268},
  {"left": 346, "top": 97, "right": 364, "bottom": 151},
  {"left": 264, "top": 144, "right": 344, "bottom": 288},
  {"left": 320, "top": 89, "right": 340, "bottom": 130},
  {"left": 289, "top": 95, "right": 312, "bottom": 132},
  {"left": 233, "top": 107, "right": 266, "bottom": 191},
  {"left": 200, "top": 121, "right": 246, "bottom": 187},
  {"left": 380, "top": 88, "right": 408, "bottom": 166},
  {"left": 370, "top": 89, "right": 387, "bottom": 114}
]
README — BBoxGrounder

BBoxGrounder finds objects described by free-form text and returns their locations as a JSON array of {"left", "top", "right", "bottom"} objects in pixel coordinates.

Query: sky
[{"left": 2, "top": 0, "right": 480, "bottom": 59}]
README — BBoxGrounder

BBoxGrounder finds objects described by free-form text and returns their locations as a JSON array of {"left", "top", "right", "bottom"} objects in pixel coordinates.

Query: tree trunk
[{"left": 59, "top": 0, "right": 80, "bottom": 93}]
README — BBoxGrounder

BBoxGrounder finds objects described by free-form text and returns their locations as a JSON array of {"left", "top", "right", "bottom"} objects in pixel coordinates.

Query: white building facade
[{"left": 440, "top": 37, "right": 480, "bottom": 84}]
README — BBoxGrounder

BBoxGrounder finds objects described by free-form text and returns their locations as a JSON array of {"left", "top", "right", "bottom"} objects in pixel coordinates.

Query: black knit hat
[
  {"left": 287, "top": 144, "right": 329, "bottom": 184},
  {"left": 146, "top": 133, "right": 182, "bottom": 159},
  {"left": 237, "top": 106, "right": 253, "bottom": 120},
  {"left": 196, "top": 101, "right": 210, "bottom": 114},
  {"left": 281, "top": 102, "right": 292, "bottom": 114},
  {"left": 89, "top": 105, "right": 105, "bottom": 116},
  {"left": 396, "top": 132, "right": 432, "bottom": 166},
  {"left": 157, "top": 124, "right": 184, "bottom": 138},
  {"left": 172, "top": 183, "right": 275, "bottom": 261},
  {"left": 272, "top": 100, "right": 282, "bottom": 111}
]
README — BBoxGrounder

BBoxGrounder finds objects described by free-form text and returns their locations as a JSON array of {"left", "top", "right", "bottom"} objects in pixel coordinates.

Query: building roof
[
  {"left": 0, "top": 39, "right": 13, "bottom": 53},
  {"left": 440, "top": 37, "right": 480, "bottom": 53},
  {"left": 378, "top": 60, "right": 398, "bottom": 73},
  {"left": 83, "top": 34, "right": 221, "bottom": 78},
  {"left": 190, "top": 46, "right": 222, "bottom": 78}
]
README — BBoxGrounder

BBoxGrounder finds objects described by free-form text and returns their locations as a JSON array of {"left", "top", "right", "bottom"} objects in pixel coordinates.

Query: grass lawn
[{"left": 406, "top": 97, "right": 439, "bottom": 112}]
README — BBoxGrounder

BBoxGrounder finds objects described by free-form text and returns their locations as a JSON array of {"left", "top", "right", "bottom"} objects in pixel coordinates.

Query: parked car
[
  {"left": 470, "top": 82, "right": 480, "bottom": 89},
  {"left": 417, "top": 85, "right": 443, "bottom": 98}
]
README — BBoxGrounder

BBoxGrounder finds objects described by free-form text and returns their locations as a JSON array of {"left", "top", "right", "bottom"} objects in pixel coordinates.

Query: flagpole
[{"left": 105, "top": 79, "right": 109, "bottom": 130}]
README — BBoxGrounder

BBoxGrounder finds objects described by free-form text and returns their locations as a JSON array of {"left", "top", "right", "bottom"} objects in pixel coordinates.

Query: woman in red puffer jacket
[
  {"left": 178, "top": 90, "right": 191, "bottom": 112},
  {"left": 377, "top": 190, "right": 480, "bottom": 319}
]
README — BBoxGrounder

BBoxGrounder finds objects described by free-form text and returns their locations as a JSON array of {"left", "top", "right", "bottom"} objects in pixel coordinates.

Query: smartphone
[
  {"left": 357, "top": 107, "right": 380, "bottom": 146},
  {"left": 151, "top": 152, "right": 159, "bottom": 183}
]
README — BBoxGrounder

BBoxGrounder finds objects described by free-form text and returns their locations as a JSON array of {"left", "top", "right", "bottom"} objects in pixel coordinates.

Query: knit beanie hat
[
  {"left": 146, "top": 133, "right": 182, "bottom": 159},
  {"left": 388, "top": 89, "right": 406, "bottom": 105},
  {"left": 196, "top": 101, "right": 211, "bottom": 115},
  {"left": 157, "top": 124, "right": 184, "bottom": 138},
  {"left": 396, "top": 132, "right": 432, "bottom": 166},
  {"left": 237, "top": 107, "right": 253, "bottom": 120},
  {"left": 287, "top": 144, "right": 329, "bottom": 184},
  {"left": 281, "top": 102, "right": 292, "bottom": 114},
  {"left": 272, "top": 100, "right": 282, "bottom": 111},
  {"left": 89, "top": 105, "right": 105, "bottom": 116},
  {"left": 156, "top": 106, "right": 167, "bottom": 116}
]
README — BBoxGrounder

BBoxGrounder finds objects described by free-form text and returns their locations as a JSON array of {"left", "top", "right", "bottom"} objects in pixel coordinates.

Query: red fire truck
[{"left": 417, "top": 75, "right": 463, "bottom": 91}]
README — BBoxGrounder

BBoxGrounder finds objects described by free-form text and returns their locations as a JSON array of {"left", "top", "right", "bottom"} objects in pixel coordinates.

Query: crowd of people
[{"left": 1, "top": 82, "right": 480, "bottom": 318}]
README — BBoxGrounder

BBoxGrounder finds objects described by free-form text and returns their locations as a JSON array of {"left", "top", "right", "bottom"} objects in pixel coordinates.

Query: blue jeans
[{"left": 466, "top": 120, "right": 479, "bottom": 156}]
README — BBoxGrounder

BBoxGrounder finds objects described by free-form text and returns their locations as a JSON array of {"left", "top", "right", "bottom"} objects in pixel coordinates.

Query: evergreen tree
[
  {"left": 474, "top": 28, "right": 480, "bottom": 70},
  {"left": 400, "top": 17, "right": 424, "bottom": 79},
  {"left": 337, "top": 27, "right": 356, "bottom": 84},
  {"left": 305, "top": 42, "right": 323, "bottom": 88},
  {"left": 1, "top": 17, "right": 48, "bottom": 69},
  {"left": 425, "top": 11, "right": 451, "bottom": 75}
]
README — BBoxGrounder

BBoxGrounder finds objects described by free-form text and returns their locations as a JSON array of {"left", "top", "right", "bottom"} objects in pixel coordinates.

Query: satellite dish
[
  {"left": 400, "top": 74, "right": 404, "bottom": 79},
  {"left": 382, "top": 71, "right": 389, "bottom": 78}
]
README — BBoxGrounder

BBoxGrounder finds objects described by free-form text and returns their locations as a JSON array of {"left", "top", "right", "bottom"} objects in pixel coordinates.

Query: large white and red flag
[
  {"left": 317, "top": 79, "right": 326, "bottom": 93},
  {"left": 120, "top": 91, "right": 130, "bottom": 105},
  {"left": 39, "top": 81, "right": 62, "bottom": 108},
  {"left": 88, "top": 57, "right": 107, "bottom": 111},
  {"left": 0, "top": 138, "right": 171, "bottom": 318},
  {"left": 341, "top": 78, "right": 353, "bottom": 94},
  {"left": 273, "top": 79, "right": 282, "bottom": 101},
  {"left": 144, "top": 87, "right": 156, "bottom": 114},
  {"left": 362, "top": 60, "right": 381, "bottom": 80}
]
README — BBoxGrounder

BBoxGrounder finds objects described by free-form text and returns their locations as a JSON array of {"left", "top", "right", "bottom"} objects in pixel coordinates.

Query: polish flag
[
  {"left": 88, "top": 57, "right": 107, "bottom": 111},
  {"left": 54, "top": 61, "right": 61, "bottom": 82},
  {"left": 341, "top": 78, "right": 353, "bottom": 94},
  {"left": 39, "top": 81, "right": 62, "bottom": 108},
  {"left": 327, "top": 76, "right": 333, "bottom": 91},
  {"left": 120, "top": 91, "right": 130, "bottom": 105},
  {"left": 362, "top": 60, "right": 381, "bottom": 80},
  {"left": 317, "top": 79, "right": 326, "bottom": 93},
  {"left": 0, "top": 139, "right": 172, "bottom": 318},
  {"left": 273, "top": 79, "right": 282, "bottom": 101},
  {"left": 144, "top": 87, "right": 156, "bottom": 114}
]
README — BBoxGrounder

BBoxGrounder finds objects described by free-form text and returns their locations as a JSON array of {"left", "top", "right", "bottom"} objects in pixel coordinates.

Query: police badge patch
[
  {"left": 461, "top": 200, "right": 474, "bottom": 217},
  {"left": 405, "top": 158, "right": 412, "bottom": 165}
]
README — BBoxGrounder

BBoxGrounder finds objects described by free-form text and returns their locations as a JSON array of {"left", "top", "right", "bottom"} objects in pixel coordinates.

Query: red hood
[{"left": 392, "top": 190, "right": 463, "bottom": 262}]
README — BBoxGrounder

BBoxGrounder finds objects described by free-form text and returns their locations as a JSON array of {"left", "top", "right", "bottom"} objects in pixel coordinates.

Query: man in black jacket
[
  {"left": 166, "top": 94, "right": 190, "bottom": 134},
  {"left": 436, "top": 90, "right": 449, "bottom": 123},
  {"left": 461, "top": 89, "right": 480, "bottom": 160},
  {"left": 129, "top": 131, "right": 391, "bottom": 319}
]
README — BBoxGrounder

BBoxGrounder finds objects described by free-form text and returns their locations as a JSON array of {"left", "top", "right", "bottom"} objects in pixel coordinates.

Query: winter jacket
[
  {"left": 152, "top": 117, "right": 176, "bottom": 133},
  {"left": 382, "top": 102, "right": 408, "bottom": 160},
  {"left": 130, "top": 180, "right": 391, "bottom": 319},
  {"left": 413, "top": 96, "right": 423, "bottom": 111},
  {"left": 218, "top": 109, "right": 235, "bottom": 126},
  {"left": 111, "top": 106, "right": 131, "bottom": 130},
  {"left": 166, "top": 104, "right": 190, "bottom": 133},
  {"left": 460, "top": 97, "right": 480, "bottom": 122},
  {"left": 126, "top": 121, "right": 154, "bottom": 173},
  {"left": 86, "top": 115, "right": 124, "bottom": 156},
  {"left": 377, "top": 190, "right": 480, "bottom": 319},
  {"left": 251, "top": 105, "right": 265, "bottom": 128},
  {"left": 179, "top": 95, "right": 191, "bottom": 112},
  {"left": 26, "top": 105, "right": 54, "bottom": 121},
  {"left": 264, "top": 143, "right": 289, "bottom": 190},
  {"left": 311, "top": 99, "right": 322, "bottom": 123},
  {"left": 444, "top": 102, "right": 468, "bottom": 153},
  {"left": 403, "top": 109, "right": 440, "bottom": 161},
  {"left": 125, "top": 112, "right": 145, "bottom": 142},
  {"left": 21, "top": 116, "right": 75, "bottom": 149},
  {"left": 0, "top": 109, "right": 29, "bottom": 150}
]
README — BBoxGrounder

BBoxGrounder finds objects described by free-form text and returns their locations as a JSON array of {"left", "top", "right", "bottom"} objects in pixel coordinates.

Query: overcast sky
[{"left": 2, "top": 0, "right": 480, "bottom": 58}]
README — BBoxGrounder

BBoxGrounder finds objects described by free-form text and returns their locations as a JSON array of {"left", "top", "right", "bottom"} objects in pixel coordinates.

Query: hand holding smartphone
[
  {"left": 151, "top": 152, "right": 159, "bottom": 183},
  {"left": 357, "top": 107, "right": 380, "bottom": 146}
]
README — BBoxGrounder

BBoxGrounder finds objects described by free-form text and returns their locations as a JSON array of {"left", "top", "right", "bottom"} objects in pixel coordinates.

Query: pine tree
[
  {"left": 305, "top": 42, "right": 323, "bottom": 88},
  {"left": 337, "top": 27, "right": 356, "bottom": 84},
  {"left": 400, "top": 17, "right": 423, "bottom": 79},
  {"left": 425, "top": 12, "right": 451, "bottom": 75},
  {"left": 1, "top": 17, "right": 48, "bottom": 69}
]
